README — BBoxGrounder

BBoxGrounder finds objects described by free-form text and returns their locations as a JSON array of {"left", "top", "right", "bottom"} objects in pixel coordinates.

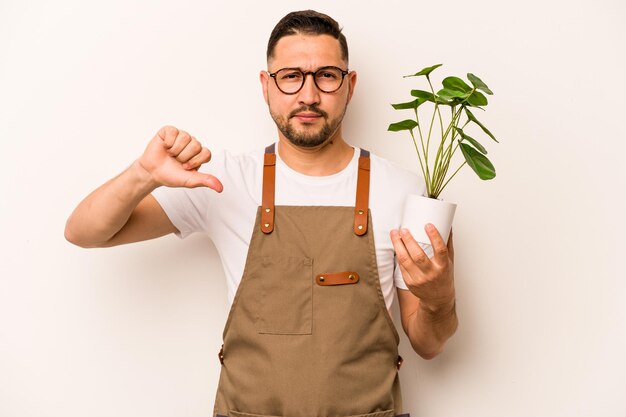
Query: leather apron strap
[
  {"left": 261, "top": 143, "right": 371, "bottom": 236},
  {"left": 261, "top": 144, "right": 276, "bottom": 234},
  {"left": 354, "top": 149, "right": 370, "bottom": 235}
]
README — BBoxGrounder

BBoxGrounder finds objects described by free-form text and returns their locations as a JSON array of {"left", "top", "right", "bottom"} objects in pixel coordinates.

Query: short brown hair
[{"left": 266, "top": 10, "right": 349, "bottom": 64}]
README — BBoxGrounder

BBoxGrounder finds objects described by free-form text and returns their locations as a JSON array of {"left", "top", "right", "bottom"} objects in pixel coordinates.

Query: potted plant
[{"left": 388, "top": 64, "right": 499, "bottom": 246}]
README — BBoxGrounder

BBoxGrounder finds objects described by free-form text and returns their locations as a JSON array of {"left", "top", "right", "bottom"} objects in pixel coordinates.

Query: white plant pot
[{"left": 401, "top": 194, "right": 457, "bottom": 247}]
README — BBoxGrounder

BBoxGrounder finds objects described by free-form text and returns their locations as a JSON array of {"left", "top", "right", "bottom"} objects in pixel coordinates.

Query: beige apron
[{"left": 213, "top": 144, "right": 408, "bottom": 417}]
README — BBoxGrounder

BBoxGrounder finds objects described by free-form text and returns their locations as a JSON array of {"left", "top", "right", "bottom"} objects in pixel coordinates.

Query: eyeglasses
[{"left": 268, "top": 66, "right": 349, "bottom": 95}]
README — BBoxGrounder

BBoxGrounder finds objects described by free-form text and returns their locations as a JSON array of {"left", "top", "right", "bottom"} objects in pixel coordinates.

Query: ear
[
  {"left": 260, "top": 70, "right": 270, "bottom": 105},
  {"left": 346, "top": 70, "right": 357, "bottom": 104}
]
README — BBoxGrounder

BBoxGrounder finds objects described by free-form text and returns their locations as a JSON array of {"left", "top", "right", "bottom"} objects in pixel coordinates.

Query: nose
[{"left": 297, "top": 73, "right": 321, "bottom": 105}]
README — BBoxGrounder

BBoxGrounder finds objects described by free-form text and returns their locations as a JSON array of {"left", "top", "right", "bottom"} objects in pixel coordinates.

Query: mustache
[{"left": 289, "top": 105, "right": 328, "bottom": 119}]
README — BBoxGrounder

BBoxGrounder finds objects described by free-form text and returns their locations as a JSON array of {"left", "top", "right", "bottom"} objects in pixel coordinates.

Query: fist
[{"left": 138, "top": 126, "right": 223, "bottom": 191}]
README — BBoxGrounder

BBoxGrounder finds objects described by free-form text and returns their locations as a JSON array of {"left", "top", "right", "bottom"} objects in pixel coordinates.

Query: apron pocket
[
  {"left": 228, "top": 412, "right": 282, "bottom": 417},
  {"left": 346, "top": 410, "right": 395, "bottom": 417},
  {"left": 255, "top": 256, "right": 313, "bottom": 335},
  {"left": 228, "top": 410, "right": 396, "bottom": 417}
]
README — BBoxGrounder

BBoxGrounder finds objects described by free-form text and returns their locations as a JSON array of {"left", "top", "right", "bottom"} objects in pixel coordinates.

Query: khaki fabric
[{"left": 213, "top": 151, "right": 404, "bottom": 417}]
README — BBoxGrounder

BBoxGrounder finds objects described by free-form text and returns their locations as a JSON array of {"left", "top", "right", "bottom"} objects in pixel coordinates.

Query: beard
[{"left": 270, "top": 104, "right": 347, "bottom": 148}]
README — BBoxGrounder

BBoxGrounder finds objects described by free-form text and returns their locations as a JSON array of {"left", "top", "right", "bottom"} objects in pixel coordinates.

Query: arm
[
  {"left": 391, "top": 226, "right": 458, "bottom": 359},
  {"left": 65, "top": 126, "right": 223, "bottom": 248}
]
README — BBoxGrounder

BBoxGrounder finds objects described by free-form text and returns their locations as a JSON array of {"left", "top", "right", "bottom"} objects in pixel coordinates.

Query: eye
[
  {"left": 280, "top": 71, "right": 303, "bottom": 81},
  {"left": 319, "top": 71, "right": 339, "bottom": 79}
]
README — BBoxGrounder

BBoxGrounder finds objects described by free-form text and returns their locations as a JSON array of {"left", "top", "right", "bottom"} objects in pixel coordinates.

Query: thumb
[{"left": 183, "top": 171, "right": 224, "bottom": 192}]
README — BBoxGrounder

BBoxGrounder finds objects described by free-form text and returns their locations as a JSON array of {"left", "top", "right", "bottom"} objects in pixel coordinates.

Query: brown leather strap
[
  {"left": 354, "top": 149, "right": 370, "bottom": 236},
  {"left": 315, "top": 271, "right": 360, "bottom": 286},
  {"left": 261, "top": 144, "right": 276, "bottom": 234},
  {"left": 262, "top": 145, "right": 370, "bottom": 235}
]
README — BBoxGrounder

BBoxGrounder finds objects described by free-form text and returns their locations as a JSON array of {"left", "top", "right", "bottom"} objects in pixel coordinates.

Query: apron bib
[{"left": 213, "top": 144, "right": 407, "bottom": 417}]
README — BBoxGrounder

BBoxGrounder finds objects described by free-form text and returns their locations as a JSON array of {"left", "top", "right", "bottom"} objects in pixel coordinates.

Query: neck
[{"left": 277, "top": 130, "right": 354, "bottom": 176}]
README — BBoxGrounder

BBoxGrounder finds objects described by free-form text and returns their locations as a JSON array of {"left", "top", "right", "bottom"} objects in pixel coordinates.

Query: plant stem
[
  {"left": 436, "top": 161, "right": 467, "bottom": 196},
  {"left": 429, "top": 77, "right": 446, "bottom": 176},
  {"left": 409, "top": 129, "right": 429, "bottom": 195},
  {"left": 425, "top": 76, "right": 436, "bottom": 154},
  {"left": 414, "top": 107, "right": 430, "bottom": 184},
  {"left": 431, "top": 104, "right": 465, "bottom": 197}
]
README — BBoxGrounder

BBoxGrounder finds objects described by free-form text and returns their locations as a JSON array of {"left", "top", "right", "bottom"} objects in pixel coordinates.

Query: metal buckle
[{"left": 218, "top": 344, "right": 224, "bottom": 365}]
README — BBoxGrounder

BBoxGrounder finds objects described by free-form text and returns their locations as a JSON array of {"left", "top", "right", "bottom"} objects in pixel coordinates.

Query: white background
[{"left": 1, "top": 1, "right": 625, "bottom": 416}]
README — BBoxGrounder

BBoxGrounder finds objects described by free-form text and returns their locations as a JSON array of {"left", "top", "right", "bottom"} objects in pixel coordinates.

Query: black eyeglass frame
[{"left": 268, "top": 66, "right": 350, "bottom": 95}]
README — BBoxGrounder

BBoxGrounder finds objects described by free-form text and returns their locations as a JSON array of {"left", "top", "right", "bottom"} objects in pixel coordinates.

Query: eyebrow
[{"left": 268, "top": 65, "right": 347, "bottom": 73}]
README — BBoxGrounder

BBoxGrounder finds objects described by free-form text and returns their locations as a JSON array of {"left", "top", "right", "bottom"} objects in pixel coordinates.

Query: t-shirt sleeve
[
  {"left": 150, "top": 152, "right": 230, "bottom": 239},
  {"left": 150, "top": 149, "right": 262, "bottom": 240},
  {"left": 152, "top": 184, "right": 213, "bottom": 239}
]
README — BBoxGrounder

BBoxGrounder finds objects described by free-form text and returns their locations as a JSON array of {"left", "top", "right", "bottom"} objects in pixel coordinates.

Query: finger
[
  {"left": 390, "top": 229, "right": 429, "bottom": 277},
  {"left": 183, "top": 171, "right": 224, "bottom": 192},
  {"left": 167, "top": 131, "right": 192, "bottom": 157},
  {"left": 447, "top": 228, "right": 455, "bottom": 262},
  {"left": 176, "top": 137, "right": 203, "bottom": 163},
  {"left": 399, "top": 228, "right": 431, "bottom": 267},
  {"left": 183, "top": 147, "right": 212, "bottom": 170},
  {"left": 157, "top": 125, "right": 179, "bottom": 148},
  {"left": 395, "top": 261, "right": 412, "bottom": 288},
  {"left": 425, "top": 223, "right": 449, "bottom": 265}
]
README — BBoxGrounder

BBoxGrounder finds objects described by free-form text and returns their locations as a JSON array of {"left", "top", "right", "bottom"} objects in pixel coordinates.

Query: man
[{"left": 65, "top": 10, "right": 457, "bottom": 417}]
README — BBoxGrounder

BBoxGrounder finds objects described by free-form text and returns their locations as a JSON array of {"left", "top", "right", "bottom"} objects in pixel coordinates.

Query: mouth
[
  {"left": 295, "top": 113, "right": 322, "bottom": 123},
  {"left": 293, "top": 112, "right": 323, "bottom": 123},
  {"left": 289, "top": 105, "right": 327, "bottom": 121}
]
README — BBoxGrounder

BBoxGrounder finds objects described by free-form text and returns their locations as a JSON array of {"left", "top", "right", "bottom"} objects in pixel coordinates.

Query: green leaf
[
  {"left": 465, "top": 108, "right": 499, "bottom": 142},
  {"left": 411, "top": 89, "right": 453, "bottom": 105},
  {"left": 460, "top": 143, "right": 496, "bottom": 180},
  {"left": 437, "top": 88, "right": 469, "bottom": 100},
  {"left": 453, "top": 127, "right": 487, "bottom": 154},
  {"left": 467, "top": 73, "right": 493, "bottom": 95},
  {"left": 410, "top": 89, "right": 436, "bottom": 100},
  {"left": 467, "top": 90, "right": 488, "bottom": 106},
  {"left": 404, "top": 64, "right": 443, "bottom": 78},
  {"left": 442, "top": 76, "right": 472, "bottom": 93},
  {"left": 388, "top": 119, "right": 418, "bottom": 132},
  {"left": 391, "top": 98, "right": 425, "bottom": 110}
]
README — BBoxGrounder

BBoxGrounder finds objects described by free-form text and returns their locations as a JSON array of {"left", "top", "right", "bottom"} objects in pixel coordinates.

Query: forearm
[
  {"left": 406, "top": 298, "right": 458, "bottom": 359},
  {"left": 65, "top": 160, "right": 158, "bottom": 247}
]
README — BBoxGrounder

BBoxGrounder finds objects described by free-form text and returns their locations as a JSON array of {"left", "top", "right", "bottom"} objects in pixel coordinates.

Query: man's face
[{"left": 261, "top": 34, "right": 356, "bottom": 149}]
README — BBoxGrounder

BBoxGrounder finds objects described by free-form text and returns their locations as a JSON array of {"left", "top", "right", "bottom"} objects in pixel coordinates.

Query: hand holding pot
[{"left": 390, "top": 224, "right": 455, "bottom": 311}]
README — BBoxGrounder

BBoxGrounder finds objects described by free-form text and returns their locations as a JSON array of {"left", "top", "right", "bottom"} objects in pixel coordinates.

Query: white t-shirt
[{"left": 152, "top": 144, "right": 426, "bottom": 310}]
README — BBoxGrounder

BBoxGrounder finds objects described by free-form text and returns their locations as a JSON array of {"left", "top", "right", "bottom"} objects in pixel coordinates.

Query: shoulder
[
  {"left": 153, "top": 145, "right": 266, "bottom": 209},
  {"left": 200, "top": 146, "right": 267, "bottom": 206},
  {"left": 366, "top": 151, "right": 426, "bottom": 230},
  {"left": 203, "top": 146, "right": 264, "bottom": 185},
  {"left": 206, "top": 146, "right": 265, "bottom": 175},
  {"left": 368, "top": 151, "right": 426, "bottom": 196}
]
